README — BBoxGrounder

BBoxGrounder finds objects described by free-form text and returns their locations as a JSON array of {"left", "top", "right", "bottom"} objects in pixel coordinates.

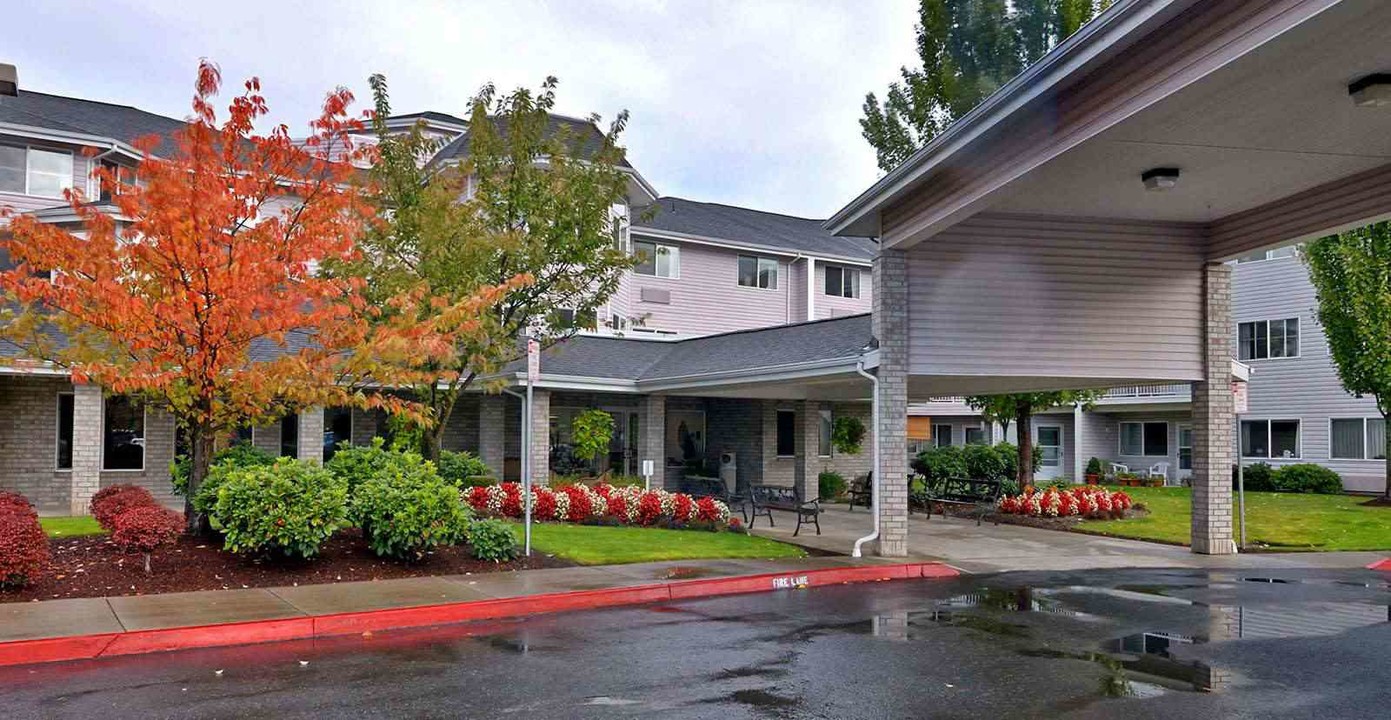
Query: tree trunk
[
  {"left": 1016, "top": 403, "right": 1034, "bottom": 487},
  {"left": 1384, "top": 410, "right": 1390, "bottom": 501},
  {"left": 143, "top": 552, "right": 152, "bottom": 574},
  {"left": 185, "top": 427, "right": 214, "bottom": 534},
  {"left": 421, "top": 426, "right": 443, "bottom": 464}
]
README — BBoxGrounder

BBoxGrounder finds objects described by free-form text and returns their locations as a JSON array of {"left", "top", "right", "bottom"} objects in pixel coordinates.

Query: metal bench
[
  {"left": 847, "top": 472, "right": 872, "bottom": 511},
  {"left": 748, "top": 484, "right": 821, "bottom": 536},
  {"left": 680, "top": 475, "right": 749, "bottom": 523},
  {"left": 921, "top": 476, "right": 1002, "bottom": 526}
]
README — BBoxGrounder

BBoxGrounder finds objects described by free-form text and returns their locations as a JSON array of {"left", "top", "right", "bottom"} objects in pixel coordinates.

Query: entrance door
[
  {"left": 604, "top": 411, "right": 640, "bottom": 478},
  {"left": 1036, "top": 425, "right": 1063, "bottom": 480}
]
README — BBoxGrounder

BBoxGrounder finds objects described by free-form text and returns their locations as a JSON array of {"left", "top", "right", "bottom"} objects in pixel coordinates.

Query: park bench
[
  {"left": 680, "top": 474, "right": 749, "bottom": 523},
  {"left": 920, "top": 476, "right": 1002, "bottom": 526},
  {"left": 846, "top": 472, "right": 872, "bottom": 511},
  {"left": 747, "top": 484, "right": 821, "bottom": 536}
]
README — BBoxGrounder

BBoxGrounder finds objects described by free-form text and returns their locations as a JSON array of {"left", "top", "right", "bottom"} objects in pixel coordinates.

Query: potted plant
[
  {"left": 1084, "top": 457, "right": 1103, "bottom": 485},
  {"left": 569, "top": 409, "right": 614, "bottom": 480},
  {"left": 1116, "top": 472, "right": 1141, "bottom": 487}
]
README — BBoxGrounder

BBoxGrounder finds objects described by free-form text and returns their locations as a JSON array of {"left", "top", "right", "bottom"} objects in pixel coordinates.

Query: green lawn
[
  {"left": 512, "top": 523, "right": 806, "bottom": 565},
  {"left": 1079, "top": 487, "right": 1391, "bottom": 551},
  {"left": 40, "top": 515, "right": 106, "bottom": 537}
]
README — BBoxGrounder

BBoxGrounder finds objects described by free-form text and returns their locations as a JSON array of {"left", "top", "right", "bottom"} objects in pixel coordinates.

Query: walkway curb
[
  {"left": 0, "top": 562, "right": 957, "bottom": 668},
  {"left": 1367, "top": 558, "right": 1391, "bottom": 571}
]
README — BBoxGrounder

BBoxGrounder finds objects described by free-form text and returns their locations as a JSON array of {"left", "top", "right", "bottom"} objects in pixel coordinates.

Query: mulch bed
[{"left": 3, "top": 530, "right": 572, "bottom": 604}]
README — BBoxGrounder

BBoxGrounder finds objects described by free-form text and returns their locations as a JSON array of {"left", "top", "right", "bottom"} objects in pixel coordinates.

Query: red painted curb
[
  {"left": 1367, "top": 558, "right": 1391, "bottom": 571},
  {"left": 0, "top": 562, "right": 957, "bottom": 668}
]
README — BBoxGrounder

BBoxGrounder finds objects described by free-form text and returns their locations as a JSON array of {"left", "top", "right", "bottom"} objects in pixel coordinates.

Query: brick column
[
  {"left": 479, "top": 394, "right": 506, "bottom": 478},
  {"left": 639, "top": 395, "right": 666, "bottom": 489},
  {"left": 873, "top": 248, "right": 909, "bottom": 557},
  {"left": 799, "top": 400, "right": 821, "bottom": 502},
  {"left": 297, "top": 407, "right": 324, "bottom": 464},
  {"left": 528, "top": 389, "right": 550, "bottom": 486},
  {"left": 69, "top": 383, "right": 103, "bottom": 515},
  {"left": 1191, "top": 262, "right": 1236, "bottom": 555}
]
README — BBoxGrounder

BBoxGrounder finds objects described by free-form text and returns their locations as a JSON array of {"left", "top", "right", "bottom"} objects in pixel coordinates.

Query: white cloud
[{"left": 3, "top": 0, "right": 919, "bottom": 218}]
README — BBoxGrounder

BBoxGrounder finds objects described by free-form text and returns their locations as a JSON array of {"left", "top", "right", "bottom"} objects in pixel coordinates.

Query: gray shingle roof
[
  {"left": 506, "top": 313, "right": 873, "bottom": 383},
  {"left": 633, "top": 197, "right": 878, "bottom": 261},
  {"left": 428, "top": 113, "right": 632, "bottom": 169},
  {"left": 0, "top": 91, "right": 187, "bottom": 155},
  {"left": 388, "top": 111, "right": 469, "bottom": 127}
]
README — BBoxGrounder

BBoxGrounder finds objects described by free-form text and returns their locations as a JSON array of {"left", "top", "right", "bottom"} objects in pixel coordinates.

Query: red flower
[
  {"left": 672, "top": 493, "right": 695, "bottom": 522},
  {"left": 695, "top": 496, "right": 721, "bottom": 522},
  {"left": 466, "top": 486, "right": 491, "bottom": 512},
  {"left": 636, "top": 492, "right": 663, "bottom": 526},
  {"left": 532, "top": 488, "right": 557, "bottom": 521},
  {"left": 606, "top": 494, "right": 629, "bottom": 520},
  {"left": 561, "top": 486, "right": 592, "bottom": 522}
]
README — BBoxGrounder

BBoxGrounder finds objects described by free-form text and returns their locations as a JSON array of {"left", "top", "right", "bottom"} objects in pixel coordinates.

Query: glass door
[{"left": 1036, "top": 425, "right": 1063, "bottom": 479}]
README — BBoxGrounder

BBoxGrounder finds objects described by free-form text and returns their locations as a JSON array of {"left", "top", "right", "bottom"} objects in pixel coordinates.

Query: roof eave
[{"left": 630, "top": 225, "right": 874, "bottom": 265}]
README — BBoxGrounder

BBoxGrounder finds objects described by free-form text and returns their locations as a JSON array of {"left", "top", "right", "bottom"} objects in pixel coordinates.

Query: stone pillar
[
  {"left": 297, "top": 407, "right": 324, "bottom": 464},
  {"left": 479, "top": 394, "right": 506, "bottom": 478},
  {"left": 1191, "top": 262, "right": 1236, "bottom": 555},
  {"left": 873, "top": 248, "right": 909, "bottom": 557},
  {"left": 799, "top": 400, "right": 821, "bottom": 502},
  {"left": 639, "top": 395, "right": 666, "bottom": 489},
  {"left": 528, "top": 389, "right": 550, "bottom": 486},
  {"left": 69, "top": 383, "right": 103, "bottom": 515}
]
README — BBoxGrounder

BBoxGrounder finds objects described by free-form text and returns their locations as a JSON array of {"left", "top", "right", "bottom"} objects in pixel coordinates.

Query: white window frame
[
  {"left": 1119, "top": 420, "right": 1169, "bottom": 457},
  {"left": 1238, "top": 318, "right": 1300, "bottom": 361},
  {"left": 101, "top": 395, "right": 147, "bottom": 472},
  {"left": 55, "top": 391, "right": 74, "bottom": 471},
  {"left": 737, "top": 255, "right": 779, "bottom": 290},
  {"left": 1328, "top": 417, "right": 1387, "bottom": 461},
  {"left": 0, "top": 144, "right": 75, "bottom": 198},
  {"left": 1036, "top": 424, "right": 1063, "bottom": 467},
  {"left": 1177, "top": 424, "right": 1193, "bottom": 471},
  {"left": 1240, "top": 418, "right": 1302, "bottom": 459},
  {"left": 932, "top": 423, "right": 954, "bottom": 448},
  {"left": 823, "top": 265, "right": 860, "bottom": 298},
  {"left": 632, "top": 239, "right": 680, "bottom": 279}
]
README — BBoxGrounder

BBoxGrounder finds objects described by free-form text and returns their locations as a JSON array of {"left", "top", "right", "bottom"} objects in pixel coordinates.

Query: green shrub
[
  {"left": 607, "top": 474, "right": 646, "bottom": 488},
  {"left": 467, "top": 519, "right": 519, "bottom": 562},
  {"left": 437, "top": 450, "right": 491, "bottom": 487},
  {"left": 325, "top": 438, "right": 401, "bottom": 494},
  {"left": 460, "top": 476, "right": 498, "bottom": 488},
  {"left": 1086, "top": 457, "right": 1104, "bottom": 475},
  {"left": 171, "top": 441, "right": 276, "bottom": 497},
  {"left": 912, "top": 446, "right": 966, "bottom": 480},
  {"left": 831, "top": 416, "right": 866, "bottom": 455},
  {"left": 207, "top": 459, "right": 348, "bottom": 559},
  {"left": 350, "top": 454, "right": 471, "bottom": 561},
  {"left": 1272, "top": 463, "right": 1343, "bottom": 494},
  {"left": 965, "top": 444, "right": 1009, "bottom": 483},
  {"left": 818, "top": 471, "right": 847, "bottom": 500},
  {"left": 1236, "top": 462, "right": 1277, "bottom": 491},
  {"left": 994, "top": 442, "right": 1042, "bottom": 480}
]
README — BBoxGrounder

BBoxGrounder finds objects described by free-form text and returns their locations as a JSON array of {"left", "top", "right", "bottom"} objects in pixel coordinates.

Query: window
[
  {"left": 103, "top": 396, "right": 145, "bottom": 470},
  {"left": 1331, "top": 418, "right": 1386, "bottom": 460},
  {"left": 818, "top": 409, "right": 833, "bottom": 457},
  {"left": 1178, "top": 426, "right": 1193, "bottom": 471},
  {"left": 738, "top": 255, "right": 778, "bottom": 289},
  {"left": 666, "top": 411, "right": 706, "bottom": 465},
  {"left": 609, "top": 203, "right": 629, "bottom": 251},
  {"left": 323, "top": 407, "right": 353, "bottom": 461},
  {"left": 633, "top": 240, "right": 679, "bottom": 278},
  {"left": 552, "top": 307, "right": 597, "bottom": 330},
  {"left": 1238, "top": 318, "right": 1299, "bottom": 360},
  {"left": 0, "top": 145, "right": 73, "bottom": 197},
  {"left": 1119, "top": 421, "right": 1168, "bottom": 456},
  {"left": 776, "top": 409, "right": 796, "bottom": 457},
  {"left": 280, "top": 414, "right": 299, "bottom": 458},
  {"left": 1241, "top": 419, "right": 1300, "bottom": 458},
  {"left": 233, "top": 426, "right": 254, "bottom": 445},
  {"left": 1237, "top": 245, "right": 1297, "bottom": 263},
  {"left": 933, "top": 424, "right": 954, "bottom": 448},
  {"left": 56, "top": 393, "right": 74, "bottom": 470},
  {"left": 824, "top": 265, "right": 861, "bottom": 298},
  {"left": 964, "top": 427, "right": 987, "bottom": 445}
]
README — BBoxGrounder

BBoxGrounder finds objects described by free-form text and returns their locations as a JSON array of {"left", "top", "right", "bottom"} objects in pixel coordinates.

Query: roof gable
[{"left": 633, "top": 197, "right": 877, "bottom": 261}]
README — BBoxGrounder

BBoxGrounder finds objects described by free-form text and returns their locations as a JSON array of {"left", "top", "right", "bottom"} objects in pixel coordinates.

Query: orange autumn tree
[{"left": 0, "top": 62, "right": 422, "bottom": 529}]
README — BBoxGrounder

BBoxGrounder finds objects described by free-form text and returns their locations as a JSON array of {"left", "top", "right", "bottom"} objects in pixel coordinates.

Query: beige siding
[
  {"left": 905, "top": 214, "right": 1206, "bottom": 383},
  {"left": 814, "top": 262, "right": 873, "bottom": 319},
  {"left": 627, "top": 238, "right": 792, "bottom": 335}
]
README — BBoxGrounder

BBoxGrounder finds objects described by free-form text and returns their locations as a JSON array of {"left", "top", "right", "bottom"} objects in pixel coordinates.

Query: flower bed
[
  {"left": 465, "top": 482, "right": 733, "bottom": 529},
  {"left": 998, "top": 485, "right": 1133, "bottom": 519}
]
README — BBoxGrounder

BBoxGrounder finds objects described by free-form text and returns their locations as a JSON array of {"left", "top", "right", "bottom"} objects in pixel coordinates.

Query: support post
[
  {"left": 297, "top": 407, "right": 324, "bottom": 464},
  {"left": 69, "top": 383, "right": 103, "bottom": 515},
  {"left": 873, "top": 248, "right": 909, "bottom": 557},
  {"left": 799, "top": 400, "right": 821, "bottom": 502},
  {"left": 479, "top": 395, "right": 506, "bottom": 479},
  {"left": 528, "top": 388, "right": 550, "bottom": 486},
  {"left": 1191, "top": 262, "right": 1236, "bottom": 555},
  {"left": 640, "top": 395, "right": 666, "bottom": 490}
]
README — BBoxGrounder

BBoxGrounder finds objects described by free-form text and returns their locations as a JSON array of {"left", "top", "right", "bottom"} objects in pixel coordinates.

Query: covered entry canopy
[{"left": 827, "top": 0, "right": 1390, "bottom": 556}]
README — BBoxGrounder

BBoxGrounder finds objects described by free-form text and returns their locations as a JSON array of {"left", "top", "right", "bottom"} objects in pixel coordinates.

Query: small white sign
[
  {"left": 641, "top": 459, "right": 654, "bottom": 477},
  {"left": 771, "top": 575, "right": 810, "bottom": 590},
  {"left": 1232, "top": 380, "right": 1248, "bottom": 414},
  {"left": 526, "top": 337, "right": 540, "bottom": 383}
]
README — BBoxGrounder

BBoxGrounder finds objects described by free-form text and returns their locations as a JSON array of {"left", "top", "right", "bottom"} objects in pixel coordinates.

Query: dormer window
[
  {"left": 0, "top": 144, "right": 73, "bottom": 198},
  {"left": 824, "top": 265, "right": 861, "bottom": 298}
]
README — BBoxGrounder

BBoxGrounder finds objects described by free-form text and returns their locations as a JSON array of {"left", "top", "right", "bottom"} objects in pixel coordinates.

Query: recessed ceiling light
[
  {"left": 1349, "top": 74, "right": 1391, "bottom": 107},
  {"left": 1141, "top": 167, "right": 1180, "bottom": 191}
]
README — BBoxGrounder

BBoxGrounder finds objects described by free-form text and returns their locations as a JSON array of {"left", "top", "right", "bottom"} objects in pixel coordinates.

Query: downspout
[{"left": 852, "top": 358, "right": 880, "bottom": 558}]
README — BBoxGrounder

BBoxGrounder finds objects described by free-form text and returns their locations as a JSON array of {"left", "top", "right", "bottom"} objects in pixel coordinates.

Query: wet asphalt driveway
[{"left": 1, "top": 567, "right": 1387, "bottom": 719}]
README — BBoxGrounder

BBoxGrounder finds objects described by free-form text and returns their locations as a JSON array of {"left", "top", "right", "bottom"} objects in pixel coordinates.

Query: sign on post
[
  {"left": 526, "top": 337, "right": 540, "bottom": 383},
  {"left": 1232, "top": 380, "right": 1248, "bottom": 414}
]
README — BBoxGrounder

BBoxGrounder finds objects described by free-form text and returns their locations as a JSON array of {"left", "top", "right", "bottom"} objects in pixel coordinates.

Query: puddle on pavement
[{"left": 661, "top": 566, "right": 716, "bottom": 580}]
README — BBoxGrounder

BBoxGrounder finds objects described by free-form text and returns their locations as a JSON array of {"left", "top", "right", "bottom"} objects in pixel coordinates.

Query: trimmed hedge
[
  {"left": 350, "top": 452, "right": 472, "bottom": 561},
  {"left": 467, "top": 519, "right": 519, "bottom": 562},
  {"left": 91, "top": 484, "right": 158, "bottom": 531},
  {"left": 111, "top": 505, "right": 184, "bottom": 573},
  {"left": 1273, "top": 463, "right": 1343, "bottom": 494},
  {"left": 207, "top": 459, "right": 348, "bottom": 559},
  {"left": 437, "top": 450, "right": 491, "bottom": 488},
  {"left": 171, "top": 441, "right": 276, "bottom": 497},
  {"left": 0, "top": 498, "right": 48, "bottom": 589},
  {"left": 325, "top": 438, "right": 400, "bottom": 494},
  {"left": 818, "top": 471, "right": 847, "bottom": 501},
  {"left": 0, "top": 490, "right": 37, "bottom": 519}
]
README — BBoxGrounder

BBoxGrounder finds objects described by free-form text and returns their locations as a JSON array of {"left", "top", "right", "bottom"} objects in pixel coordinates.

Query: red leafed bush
[
  {"left": 531, "top": 488, "right": 557, "bottom": 521},
  {"left": 466, "top": 485, "right": 491, "bottom": 513},
  {"left": 672, "top": 493, "right": 695, "bottom": 523},
  {"left": 635, "top": 492, "right": 663, "bottom": 526},
  {"left": 606, "top": 493, "right": 629, "bottom": 521},
  {"left": 0, "top": 509, "right": 49, "bottom": 588},
  {"left": 0, "top": 490, "right": 37, "bottom": 520},
  {"left": 91, "top": 484, "right": 158, "bottom": 531},
  {"left": 561, "top": 485, "right": 593, "bottom": 522},
  {"left": 111, "top": 505, "right": 184, "bottom": 573},
  {"left": 695, "top": 496, "right": 722, "bottom": 523}
]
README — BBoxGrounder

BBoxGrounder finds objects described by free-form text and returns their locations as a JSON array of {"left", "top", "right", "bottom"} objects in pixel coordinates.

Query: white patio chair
[
  {"left": 1109, "top": 463, "right": 1129, "bottom": 476},
  {"left": 1147, "top": 462, "right": 1170, "bottom": 481}
]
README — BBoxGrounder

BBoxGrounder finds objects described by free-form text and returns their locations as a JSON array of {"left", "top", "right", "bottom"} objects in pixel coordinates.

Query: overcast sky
[{"left": 5, "top": 0, "right": 919, "bottom": 219}]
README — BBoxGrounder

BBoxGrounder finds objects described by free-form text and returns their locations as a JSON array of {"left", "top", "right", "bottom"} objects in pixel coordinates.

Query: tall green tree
[
  {"left": 861, "top": 0, "right": 1110, "bottom": 172},
  {"left": 966, "top": 391, "right": 1101, "bottom": 485},
  {"left": 1305, "top": 224, "right": 1391, "bottom": 500},
  {"left": 336, "top": 75, "right": 635, "bottom": 462}
]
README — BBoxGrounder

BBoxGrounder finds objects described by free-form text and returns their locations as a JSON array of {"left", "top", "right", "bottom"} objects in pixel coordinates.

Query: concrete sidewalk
[
  {"left": 0, "top": 555, "right": 939, "bottom": 653},
  {"left": 752, "top": 505, "right": 1389, "bottom": 574}
]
